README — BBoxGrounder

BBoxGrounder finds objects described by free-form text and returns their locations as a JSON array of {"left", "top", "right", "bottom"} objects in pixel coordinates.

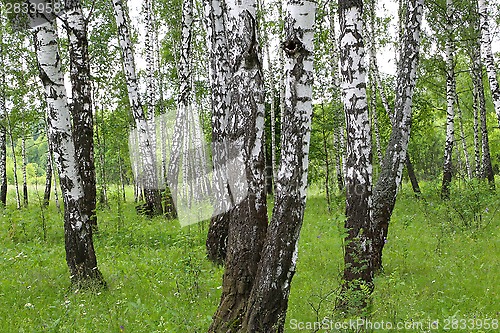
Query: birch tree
[
  {"left": 371, "top": 0, "right": 424, "bottom": 271},
  {"left": 0, "top": 124, "right": 5, "bottom": 206},
  {"left": 241, "top": 0, "right": 315, "bottom": 330},
  {"left": 112, "top": 0, "right": 163, "bottom": 216},
  {"left": 336, "top": 0, "right": 374, "bottom": 308},
  {"left": 478, "top": 0, "right": 500, "bottom": 129},
  {"left": 33, "top": 20, "right": 105, "bottom": 287},
  {"left": 0, "top": 11, "right": 6, "bottom": 207},
  {"left": 441, "top": 0, "right": 455, "bottom": 200},
  {"left": 166, "top": 0, "right": 193, "bottom": 219},
  {"left": 21, "top": 133, "right": 28, "bottom": 206},
  {"left": 5, "top": 110, "right": 21, "bottom": 209},
  {"left": 204, "top": 0, "right": 232, "bottom": 264},
  {"left": 471, "top": 45, "right": 495, "bottom": 187},
  {"left": 208, "top": 0, "right": 269, "bottom": 328},
  {"left": 329, "top": 1, "right": 345, "bottom": 192},
  {"left": 64, "top": 0, "right": 97, "bottom": 226}
]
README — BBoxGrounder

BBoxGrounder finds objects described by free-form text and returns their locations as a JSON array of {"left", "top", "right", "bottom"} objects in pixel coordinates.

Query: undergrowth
[{"left": 0, "top": 180, "right": 498, "bottom": 332}]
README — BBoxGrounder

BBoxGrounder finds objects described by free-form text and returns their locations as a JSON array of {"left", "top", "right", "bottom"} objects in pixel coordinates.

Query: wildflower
[{"left": 24, "top": 303, "right": 34, "bottom": 309}]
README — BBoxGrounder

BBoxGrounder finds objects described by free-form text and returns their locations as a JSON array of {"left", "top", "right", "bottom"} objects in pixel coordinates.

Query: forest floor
[{"left": 0, "top": 180, "right": 499, "bottom": 332}]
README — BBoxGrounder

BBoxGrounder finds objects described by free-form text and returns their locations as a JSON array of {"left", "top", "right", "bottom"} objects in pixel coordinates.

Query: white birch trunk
[
  {"left": 112, "top": 0, "right": 162, "bottom": 215},
  {"left": 0, "top": 118, "right": 5, "bottom": 207},
  {"left": 470, "top": 49, "right": 482, "bottom": 179},
  {"left": 372, "top": 0, "right": 424, "bottom": 271},
  {"left": 65, "top": 0, "right": 97, "bottom": 226},
  {"left": 22, "top": 134, "right": 28, "bottom": 207},
  {"left": 204, "top": 0, "right": 233, "bottom": 264},
  {"left": 242, "top": 0, "right": 315, "bottom": 330},
  {"left": 441, "top": 0, "right": 455, "bottom": 199},
  {"left": 0, "top": 23, "right": 6, "bottom": 206},
  {"left": 6, "top": 113, "right": 21, "bottom": 209},
  {"left": 209, "top": 0, "right": 269, "bottom": 328},
  {"left": 367, "top": 0, "right": 383, "bottom": 169},
  {"left": 478, "top": 0, "right": 500, "bottom": 129},
  {"left": 328, "top": 0, "right": 345, "bottom": 191},
  {"left": 167, "top": 0, "right": 193, "bottom": 199},
  {"left": 337, "top": 0, "right": 374, "bottom": 299},
  {"left": 471, "top": 40, "right": 495, "bottom": 186},
  {"left": 33, "top": 20, "right": 104, "bottom": 286},
  {"left": 456, "top": 103, "right": 472, "bottom": 178}
]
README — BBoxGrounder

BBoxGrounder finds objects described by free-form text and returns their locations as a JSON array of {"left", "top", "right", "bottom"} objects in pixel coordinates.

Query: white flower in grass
[{"left": 24, "top": 303, "right": 34, "bottom": 309}]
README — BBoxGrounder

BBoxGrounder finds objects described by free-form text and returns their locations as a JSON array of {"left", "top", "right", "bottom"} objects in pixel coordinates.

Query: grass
[{"left": 0, "top": 181, "right": 499, "bottom": 332}]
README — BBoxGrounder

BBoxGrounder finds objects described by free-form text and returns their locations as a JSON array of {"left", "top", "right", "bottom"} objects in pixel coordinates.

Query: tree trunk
[
  {"left": 0, "top": 122, "right": 6, "bottom": 206},
  {"left": 112, "top": 0, "right": 163, "bottom": 217},
  {"left": 22, "top": 135, "right": 28, "bottom": 207},
  {"left": 204, "top": 0, "right": 232, "bottom": 264},
  {"left": 471, "top": 45, "right": 495, "bottom": 187},
  {"left": 369, "top": 76, "right": 383, "bottom": 169},
  {"left": 0, "top": 29, "right": 6, "bottom": 206},
  {"left": 7, "top": 120, "right": 21, "bottom": 209},
  {"left": 469, "top": 51, "right": 484, "bottom": 178},
  {"left": 328, "top": 1, "right": 345, "bottom": 192},
  {"left": 321, "top": 104, "right": 332, "bottom": 213},
  {"left": 405, "top": 153, "right": 421, "bottom": 196},
  {"left": 43, "top": 143, "right": 52, "bottom": 207},
  {"left": 65, "top": 0, "right": 97, "bottom": 227},
  {"left": 260, "top": 0, "right": 278, "bottom": 194},
  {"left": 367, "top": 3, "right": 422, "bottom": 197},
  {"left": 95, "top": 100, "right": 108, "bottom": 207},
  {"left": 372, "top": 0, "right": 424, "bottom": 272},
  {"left": 456, "top": 103, "right": 472, "bottom": 179},
  {"left": 240, "top": 0, "right": 315, "bottom": 331},
  {"left": 167, "top": 0, "right": 196, "bottom": 221},
  {"left": 336, "top": 0, "right": 374, "bottom": 310},
  {"left": 367, "top": 0, "right": 383, "bottom": 170},
  {"left": 33, "top": 20, "right": 105, "bottom": 288},
  {"left": 208, "top": 0, "right": 269, "bottom": 330},
  {"left": 472, "top": 72, "right": 481, "bottom": 178},
  {"left": 441, "top": 0, "right": 455, "bottom": 200},
  {"left": 478, "top": 0, "right": 500, "bottom": 129}
]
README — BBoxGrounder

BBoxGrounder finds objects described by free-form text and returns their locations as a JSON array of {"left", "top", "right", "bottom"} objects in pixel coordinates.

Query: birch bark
[
  {"left": 6, "top": 113, "right": 21, "bottom": 209},
  {"left": 208, "top": 0, "right": 269, "bottom": 329},
  {"left": 471, "top": 45, "right": 495, "bottom": 187},
  {"left": 22, "top": 134, "right": 28, "bottom": 206},
  {"left": 0, "top": 19, "right": 6, "bottom": 206},
  {"left": 112, "top": 0, "right": 163, "bottom": 216},
  {"left": 0, "top": 120, "right": 6, "bottom": 206},
  {"left": 478, "top": 0, "right": 500, "bottom": 129},
  {"left": 167, "top": 0, "right": 193, "bottom": 216},
  {"left": 371, "top": 0, "right": 423, "bottom": 271},
  {"left": 441, "top": 0, "right": 455, "bottom": 200},
  {"left": 328, "top": 1, "right": 345, "bottom": 192},
  {"left": 241, "top": 0, "right": 315, "bottom": 330},
  {"left": 33, "top": 20, "right": 105, "bottom": 287},
  {"left": 204, "top": 0, "right": 233, "bottom": 264},
  {"left": 336, "top": 0, "right": 374, "bottom": 304},
  {"left": 65, "top": 0, "right": 97, "bottom": 226}
]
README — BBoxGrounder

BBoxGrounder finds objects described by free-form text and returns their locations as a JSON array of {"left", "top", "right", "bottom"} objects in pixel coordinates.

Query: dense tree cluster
[{"left": 0, "top": 0, "right": 499, "bottom": 331}]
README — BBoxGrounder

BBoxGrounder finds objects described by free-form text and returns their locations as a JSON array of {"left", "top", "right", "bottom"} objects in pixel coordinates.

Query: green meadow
[{"left": 1, "top": 181, "right": 499, "bottom": 332}]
